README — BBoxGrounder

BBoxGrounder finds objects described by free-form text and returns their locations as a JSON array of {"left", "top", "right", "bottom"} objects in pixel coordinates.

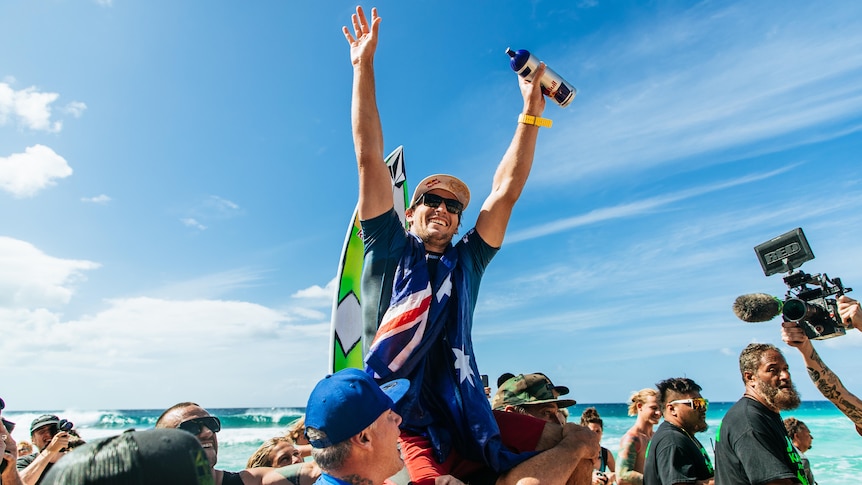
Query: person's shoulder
[
  {"left": 456, "top": 227, "right": 488, "bottom": 247},
  {"left": 724, "top": 396, "right": 753, "bottom": 417},
  {"left": 737, "top": 397, "right": 778, "bottom": 421},
  {"left": 650, "top": 421, "right": 672, "bottom": 438},
  {"left": 620, "top": 428, "right": 644, "bottom": 445},
  {"left": 16, "top": 452, "right": 37, "bottom": 467},
  {"left": 218, "top": 469, "right": 246, "bottom": 485},
  {"left": 361, "top": 206, "right": 399, "bottom": 227}
]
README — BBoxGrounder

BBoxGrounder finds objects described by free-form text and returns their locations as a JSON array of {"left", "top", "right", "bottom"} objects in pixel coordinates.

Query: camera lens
[{"left": 782, "top": 298, "right": 807, "bottom": 322}]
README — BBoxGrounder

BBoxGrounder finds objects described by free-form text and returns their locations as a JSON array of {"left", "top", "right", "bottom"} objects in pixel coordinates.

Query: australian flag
[{"left": 365, "top": 230, "right": 533, "bottom": 472}]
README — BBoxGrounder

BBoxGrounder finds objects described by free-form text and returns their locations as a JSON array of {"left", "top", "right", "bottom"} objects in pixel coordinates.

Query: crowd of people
[
  {"left": 1, "top": 335, "right": 852, "bottom": 485},
  {"left": 3, "top": 4, "right": 861, "bottom": 485}
]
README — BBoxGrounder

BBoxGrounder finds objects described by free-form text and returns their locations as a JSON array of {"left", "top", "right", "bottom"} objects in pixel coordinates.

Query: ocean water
[{"left": 4, "top": 402, "right": 859, "bottom": 483}]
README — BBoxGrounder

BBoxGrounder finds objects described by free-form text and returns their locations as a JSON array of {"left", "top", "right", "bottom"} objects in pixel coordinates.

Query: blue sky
[{"left": 2, "top": 0, "right": 862, "bottom": 412}]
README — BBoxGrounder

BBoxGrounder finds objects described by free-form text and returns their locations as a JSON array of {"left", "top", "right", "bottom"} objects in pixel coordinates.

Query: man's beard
[
  {"left": 756, "top": 379, "right": 801, "bottom": 411},
  {"left": 692, "top": 417, "right": 709, "bottom": 433}
]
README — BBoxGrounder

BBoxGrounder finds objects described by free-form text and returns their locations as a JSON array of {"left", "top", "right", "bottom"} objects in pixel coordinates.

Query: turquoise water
[{"left": 4, "top": 402, "right": 859, "bottom": 483}]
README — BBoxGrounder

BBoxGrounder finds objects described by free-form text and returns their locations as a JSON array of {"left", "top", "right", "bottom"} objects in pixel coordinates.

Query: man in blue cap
[{"left": 304, "top": 368, "right": 409, "bottom": 485}]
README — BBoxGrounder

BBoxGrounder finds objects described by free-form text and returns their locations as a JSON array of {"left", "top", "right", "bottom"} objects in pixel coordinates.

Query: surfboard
[{"left": 329, "top": 146, "right": 408, "bottom": 373}]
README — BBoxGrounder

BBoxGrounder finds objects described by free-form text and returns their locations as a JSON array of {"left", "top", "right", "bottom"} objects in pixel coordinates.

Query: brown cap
[{"left": 411, "top": 174, "right": 471, "bottom": 210}]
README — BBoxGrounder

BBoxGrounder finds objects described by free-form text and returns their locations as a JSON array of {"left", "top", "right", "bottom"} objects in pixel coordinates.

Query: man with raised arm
[
  {"left": 343, "top": 5, "right": 597, "bottom": 485},
  {"left": 781, "top": 320, "right": 862, "bottom": 435}
]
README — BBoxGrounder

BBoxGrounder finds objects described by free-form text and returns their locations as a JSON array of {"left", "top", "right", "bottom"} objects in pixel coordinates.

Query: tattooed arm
[
  {"left": 616, "top": 432, "right": 644, "bottom": 485},
  {"left": 782, "top": 321, "right": 862, "bottom": 430}
]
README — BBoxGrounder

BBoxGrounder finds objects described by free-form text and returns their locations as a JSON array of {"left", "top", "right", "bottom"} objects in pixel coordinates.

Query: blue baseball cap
[{"left": 304, "top": 368, "right": 409, "bottom": 448}]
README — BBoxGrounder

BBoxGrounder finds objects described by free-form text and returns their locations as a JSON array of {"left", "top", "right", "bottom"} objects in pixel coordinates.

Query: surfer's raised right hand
[{"left": 343, "top": 6, "right": 381, "bottom": 67}]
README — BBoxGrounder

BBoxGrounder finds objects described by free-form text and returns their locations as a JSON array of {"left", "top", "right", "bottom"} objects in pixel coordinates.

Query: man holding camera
[
  {"left": 781, "top": 295, "right": 862, "bottom": 436},
  {"left": 16, "top": 415, "right": 71, "bottom": 485}
]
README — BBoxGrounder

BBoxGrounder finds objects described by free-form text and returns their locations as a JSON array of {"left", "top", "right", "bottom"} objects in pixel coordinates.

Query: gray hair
[{"left": 307, "top": 427, "right": 352, "bottom": 472}]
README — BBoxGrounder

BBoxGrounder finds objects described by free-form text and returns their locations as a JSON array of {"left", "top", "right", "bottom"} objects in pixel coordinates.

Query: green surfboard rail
[{"left": 330, "top": 146, "right": 408, "bottom": 373}]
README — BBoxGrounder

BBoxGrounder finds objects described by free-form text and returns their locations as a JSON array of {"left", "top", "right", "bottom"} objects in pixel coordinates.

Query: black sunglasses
[
  {"left": 1, "top": 418, "right": 14, "bottom": 433},
  {"left": 178, "top": 416, "right": 221, "bottom": 435},
  {"left": 418, "top": 193, "right": 464, "bottom": 215}
]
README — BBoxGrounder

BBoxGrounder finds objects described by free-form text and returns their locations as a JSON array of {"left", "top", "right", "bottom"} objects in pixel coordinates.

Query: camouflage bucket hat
[{"left": 492, "top": 373, "right": 577, "bottom": 410}]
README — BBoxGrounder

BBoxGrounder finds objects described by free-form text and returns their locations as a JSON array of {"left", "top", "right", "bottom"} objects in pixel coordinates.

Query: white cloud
[
  {"left": 95, "top": 0, "right": 113, "bottom": 6},
  {"left": 0, "top": 295, "right": 331, "bottom": 408},
  {"left": 508, "top": 166, "right": 794, "bottom": 243},
  {"left": 0, "top": 144, "right": 73, "bottom": 198},
  {"left": 0, "top": 237, "right": 100, "bottom": 309},
  {"left": 194, "top": 195, "right": 240, "bottom": 218},
  {"left": 63, "top": 101, "right": 87, "bottom": 118},
  {"left": 532, "top": 2, "right": 862, "bottom": 185},
  {"left": 147, "top": 268, "right": 270, "bottom": 300},
  {"left": 291, "top": 277, "right": 336, "bottom": 307},
  {"left": 0, "top": 236, "right": 332, "bottom": 408},
  {"left": 81, "top": 194, "right": 111, "bottom": 204},
  {"left": 0, "top": 82, "right": 63, "bottom": 132},
  {"left": 181, "top": 195, "right": 242, "bottom": 229},
  {"left": 181, "top": 217, "right": 207, "bottom": 230}
]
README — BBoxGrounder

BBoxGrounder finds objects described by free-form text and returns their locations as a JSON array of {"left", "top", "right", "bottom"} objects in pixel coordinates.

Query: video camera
[
  {"left": 57, "top": 418, "right": 74, "bottom": 433},
  {"left": 753, "top": 227, "right": 852, "bottom": 339}
]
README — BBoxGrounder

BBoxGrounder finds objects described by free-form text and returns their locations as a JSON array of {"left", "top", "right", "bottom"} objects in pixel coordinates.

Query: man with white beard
[{"left": 714, "top": 343, "right": 809, "bottom": 485}]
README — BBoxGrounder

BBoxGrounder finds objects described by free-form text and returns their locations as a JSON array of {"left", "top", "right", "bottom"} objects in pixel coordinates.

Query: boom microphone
[{"left": 733, "top": 293, "right": 783, "bottom": 322}]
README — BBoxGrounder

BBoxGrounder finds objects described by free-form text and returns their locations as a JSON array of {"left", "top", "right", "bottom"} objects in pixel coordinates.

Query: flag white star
[
  {"left": 452, "top": 346, "right": 476, "bottom": 386},
  {"left": 436, "top": 274, "right": 452, "bottom": 302}
]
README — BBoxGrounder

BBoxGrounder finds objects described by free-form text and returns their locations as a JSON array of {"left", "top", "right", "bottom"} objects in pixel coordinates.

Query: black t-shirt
[
  {"left": 714, "top": 397, "right": 807, "bottom": 485},
  {"left": 643, "top": 421, "right": 714, "bottom": 485},
  {"left": 222, "top": 470, "right": 244, "bottom": 485}
]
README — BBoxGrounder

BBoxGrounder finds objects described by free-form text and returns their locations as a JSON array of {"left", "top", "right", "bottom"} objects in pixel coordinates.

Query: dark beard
[
  {"left": 693, "top": 419, "right": 709, "bottom": 433},
  {"left": 756, "top": 380, "right": 801, "bottom": 410}
]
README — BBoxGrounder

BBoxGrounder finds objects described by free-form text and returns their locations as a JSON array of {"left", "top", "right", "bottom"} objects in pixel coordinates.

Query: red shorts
[{"left": 399, "top": 410, "right": 546, "bottom": 485}]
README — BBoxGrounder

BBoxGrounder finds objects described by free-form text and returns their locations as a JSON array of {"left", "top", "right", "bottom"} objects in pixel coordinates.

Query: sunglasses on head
[
  {"left": 418, "top": 193, "right": 464, "bottom": 215},
  {"left": 669, "top": 397, "right": 709, "bottom": 411},
  {"left": 178, "top": 416, "right": 221, "bottom": 435}
]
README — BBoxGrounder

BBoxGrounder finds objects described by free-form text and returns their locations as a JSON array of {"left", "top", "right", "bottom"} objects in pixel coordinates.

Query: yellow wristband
[{"left": 518, "top": 113, "right": 552, "bottom": 128}]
